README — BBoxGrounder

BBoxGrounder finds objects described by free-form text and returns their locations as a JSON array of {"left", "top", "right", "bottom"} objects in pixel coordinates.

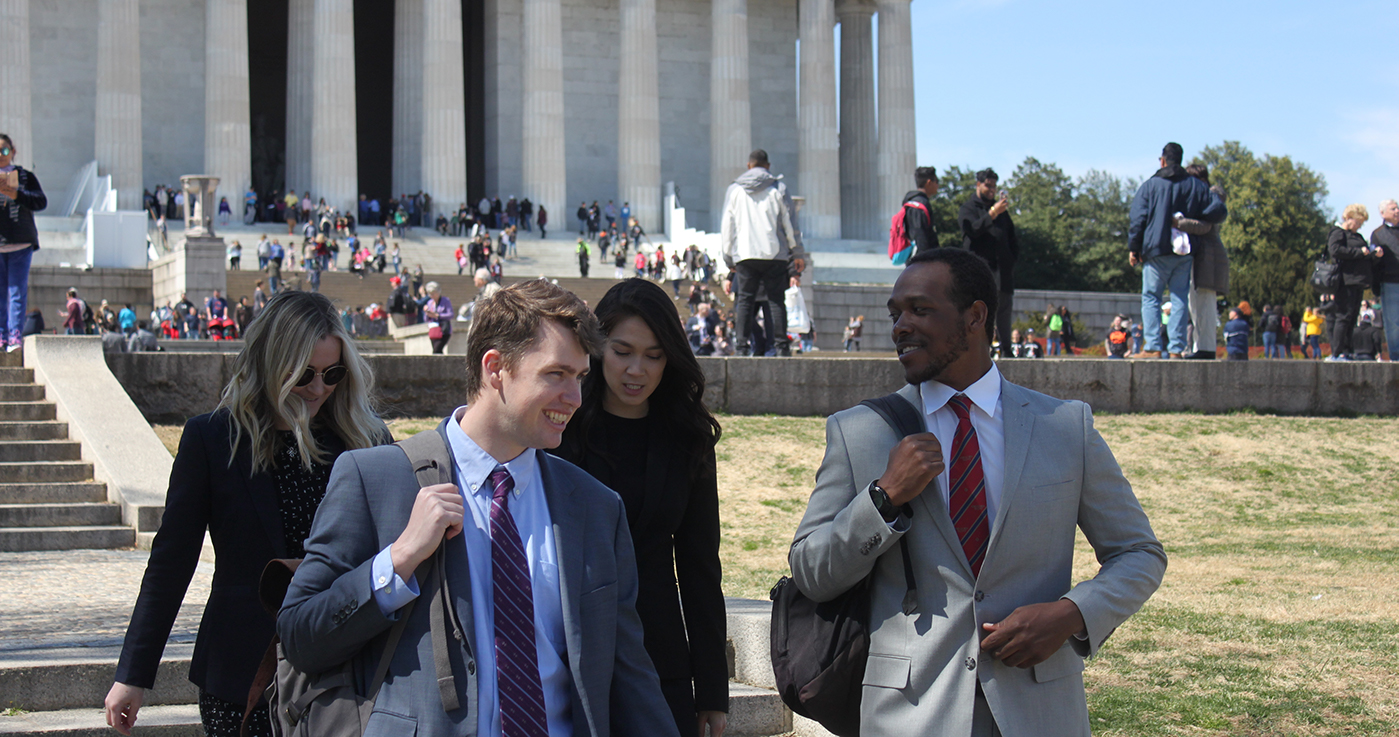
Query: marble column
[
  {"left": 392, "top": 0, "right": 423, "bottom": 197},
  {"left": 877, "top": 0, "right": 917, "bottom": 223},
  {"left": 0, "top": 0, "right": 33, "bottom": 169},
  {"left": 836, "top": 0, "right": 877, "bottom": 241},
  {"left": 618, "top": 0, "right": 660, "bottom": 231},
  {"left": 421, "top": 0, "right": 468, "bottom": 210},
  {"left": 709, "top": 0, "right": 751, "bottom": 232},
  {"left": 311, "top": 0, "right": 358, "bottom": 213},
  {"left": 521, "top": 0, "right": 567, "bottom": 224},
  {"left": 285, "top": 0, "right": 313, "bottom": 195},
  {"left": 205, "top": 0, "right": 252, "bottom": 204},
  {"left": 797, "top": 0, "right": 841, "bottom": 239},
  {"left": 94, "top": 0, "right": 143, "bottom": 211}
]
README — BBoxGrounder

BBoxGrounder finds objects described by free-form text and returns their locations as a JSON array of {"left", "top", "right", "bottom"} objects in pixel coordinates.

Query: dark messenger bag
[{"left": 769, "top": 393, "right": 921, "bottom": 737}]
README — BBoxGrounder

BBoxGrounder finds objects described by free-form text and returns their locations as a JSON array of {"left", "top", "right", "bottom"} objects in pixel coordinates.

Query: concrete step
[
  {"left": 0, "top": 704, "right": 202, "bottom": 736},
  {"left": 0, "top": 404, "right": 57, "bottom": 422},
  {"left": 0, "top": 368, "right": 34, "bottom": 384},
  {"left": 0, "top": 645, "right": 196, "bottom": 713},
  {"left": 0, "top": 526, "right": 134, "bottom": 552},
  {"left": 0, "top": 385, "right": 46, "bottom": 402},
  {"left": 0, "top": 483, "right": 107, "bottom": 505},
  {"left": 0, "top": 504, "right": 123, "bottom": 528},
  {"left": 0, "top": 442, "right": 83, "bottom": 463},
  {"left": 727, "top": 682, "right": 793, "bottom": 737},
  {"left": 0, "top": 350, "right": 21, "bottom": 368},
  {"left": 0, "top": 462, "right": 92, "bottom": 483},
  {"left": 0, "top": 423, "right": 70, "bottom": 442}
]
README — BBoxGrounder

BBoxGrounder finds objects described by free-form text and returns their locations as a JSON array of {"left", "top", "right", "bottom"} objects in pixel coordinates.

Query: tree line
[{"left": 925, "top": 141, "right": 1334, "bottom": 319}]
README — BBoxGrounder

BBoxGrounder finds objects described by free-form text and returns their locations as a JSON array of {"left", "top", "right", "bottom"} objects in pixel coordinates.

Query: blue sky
[{"left": 901, "top": 0, "right": 1399, "bottom": 219}]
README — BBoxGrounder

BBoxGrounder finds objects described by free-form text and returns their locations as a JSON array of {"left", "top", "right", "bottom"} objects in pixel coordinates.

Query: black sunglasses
[{"left": 295, "top": 364, "right": 347, "bottom": 387}]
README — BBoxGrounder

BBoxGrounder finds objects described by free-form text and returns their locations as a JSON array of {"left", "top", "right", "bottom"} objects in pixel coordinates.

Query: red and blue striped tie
[
  {"left": 488, "top": 467, "right": 549, "bottom": 737},
  {"left": 947, "top": 395, "right": 990, "bottom": 577}
]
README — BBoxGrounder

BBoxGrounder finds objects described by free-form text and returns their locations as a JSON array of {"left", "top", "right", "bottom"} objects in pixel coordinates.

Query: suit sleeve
[
  {"left": 1060, "top": 404, "right": 1167, "bottom": 658},
  {"left": 608, "top": 494, "right": 683, "bottom": 736},
  {"left": 789, "top": 414, "right": 907, "bottom": 603},
  {"left": 672, "top": 450, "right": 728, "bottom": 714},
  {"left": 278, "top": 452, "right": 398, "bottom": 674},
  {"left": 113, "top": 417, "right": 215, "bottom": 688}
]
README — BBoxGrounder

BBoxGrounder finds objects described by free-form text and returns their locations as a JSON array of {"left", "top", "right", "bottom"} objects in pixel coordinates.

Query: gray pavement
[{"left": 0, "top": 549, "right": 211, "bottom": 653}]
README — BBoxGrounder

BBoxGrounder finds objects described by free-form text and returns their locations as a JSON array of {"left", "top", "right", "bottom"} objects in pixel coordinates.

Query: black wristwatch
[{"left": 869, "top": 481, "right": 901, "bottom": 523}]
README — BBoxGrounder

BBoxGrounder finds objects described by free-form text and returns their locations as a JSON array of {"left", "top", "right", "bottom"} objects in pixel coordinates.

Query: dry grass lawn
[{"left": 153, "top": 412, "right": 1399, "bottom": 736}]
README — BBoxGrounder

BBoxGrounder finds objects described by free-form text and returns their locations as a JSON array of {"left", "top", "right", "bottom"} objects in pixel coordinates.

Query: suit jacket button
[
  {"left": 965, "top": 657, "right": 976, "bottom": 671},
  {"left": 466, "top": 660, "right": 476, "bottom": 676},
  {"left": 872, "top": 534, "right": 882, "bottom": 547},
  {"left": 974, "top": 590, "right": 985, "bottom": 602}
]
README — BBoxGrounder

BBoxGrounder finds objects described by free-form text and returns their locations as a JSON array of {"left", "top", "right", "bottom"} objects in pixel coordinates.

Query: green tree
[
  {"left": 1194, "top": 141, "right": 1331, "bottom": 318},
  {"left": 1067, "top": 169, "right": 1138, "bottom": 294}
]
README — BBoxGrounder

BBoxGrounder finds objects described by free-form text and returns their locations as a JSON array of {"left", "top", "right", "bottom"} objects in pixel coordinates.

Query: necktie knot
[
  {"left": 489, "top": 466, "right": 514, "bottom": 502},
  {"left": 948, "top": 394, "right": 972, "bottom": 420}
]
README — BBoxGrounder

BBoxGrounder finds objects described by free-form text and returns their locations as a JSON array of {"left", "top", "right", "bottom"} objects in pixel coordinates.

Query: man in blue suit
[
  {"left": 1127, "top": 142, "right": 1227, "bottom": 358},
  {"left": 279, "top": 280, "right": 678, "bottom": 737}
]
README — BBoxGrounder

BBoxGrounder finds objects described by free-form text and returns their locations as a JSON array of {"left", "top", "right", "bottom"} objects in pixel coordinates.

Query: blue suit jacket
[{"left": 277, "top": 419, "right": 677, "bottom": 737}]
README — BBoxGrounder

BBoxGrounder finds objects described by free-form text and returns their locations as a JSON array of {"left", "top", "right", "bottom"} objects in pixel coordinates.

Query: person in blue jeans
[
  {"left": 1127, "top": 142, "right": 1227, "bottom": 357},
  {"left": 0, "top": 133, "right": 45, "bottom": 351},
  {"left": 1371, "top": 199, "right": 1399, "bottom": 360}
]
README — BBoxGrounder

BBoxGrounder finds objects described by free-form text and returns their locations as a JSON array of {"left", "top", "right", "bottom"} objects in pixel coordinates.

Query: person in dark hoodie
[
  {"left": 0, "top": 133, "right": 46, "bottom": 352},
  {"left": 900, "top": 166, "right": 940, "bottom": 258},
  {"left": 1127, "top": 142, "right": 1228, "bottom": 358},
  {"left": 720, "top": 148, "right": 808, "bottom": 357},
  {"left": 958, "top": 167, "right": 1019, "bottom": 356}
]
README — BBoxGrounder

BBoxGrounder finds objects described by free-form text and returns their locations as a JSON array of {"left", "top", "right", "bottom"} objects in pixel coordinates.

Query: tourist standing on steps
[
  {"left": 0, "top": 133, "right": 46, "bottom": 352},
  {"left": 105, "top": 292, "right": 389, "bottom": 737},
  {"left": 537, "top": 204, "right": 549, "bottom": 238},
  {"left": 958, "top": 168, "right": 1019, "bottom": 357},
  {"left": 1170, "top": 164, "right": 1230, "bottom": 359},
  {"left": 423, "top": 281, "right": 453, "bottom": 355},
  {"left": 558, "top": 279, "right": 729, "bottom": 737},
  {"left": 1370, "top": 199, "right": 1399, "bottom": 360},
  {"left": 1326, "top": 204, "right": 1380, "bottom": 361},
  {"left": 577, "top": 237, "right": 592, "bottom": 278},
  {"left": 720, "top": 148, "right": 807, "bottom": 357}
]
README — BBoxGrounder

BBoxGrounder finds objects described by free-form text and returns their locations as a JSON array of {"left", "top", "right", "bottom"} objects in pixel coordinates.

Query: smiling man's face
[{"left": 889, "top": 261, "right": 977, "bottom": 386}]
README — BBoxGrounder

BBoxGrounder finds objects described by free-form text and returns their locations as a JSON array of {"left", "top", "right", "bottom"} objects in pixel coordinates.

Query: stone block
[
  {"left": 725, "top": 357, "right": 904, "bottom": 416},
  {"left": 998, "top": 358, "right": 1134, "bottom": 414}
]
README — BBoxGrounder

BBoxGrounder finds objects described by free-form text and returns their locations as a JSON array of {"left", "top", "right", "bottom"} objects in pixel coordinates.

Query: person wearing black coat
[
  {"left": 558, "top": 279, "right": 728, "bottom": 737},
  {"left": 958, "top": 168, "right": 1020, "bottom": 356},
  {"left": 105, "top": 292, "right": 390, "bottom": 737},
  {"left": 0, "top": 134, "right": 46, "bottom": 351},
  {"left": 900, "top": 166, "right": 940, "bottom": 259},
  {"left": 1326, "top": 204, "right": 1381, "bottom": 360}
]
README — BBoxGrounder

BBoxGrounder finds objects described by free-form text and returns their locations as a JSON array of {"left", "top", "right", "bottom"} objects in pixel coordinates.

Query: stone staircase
[{"left": 0, "top": 350, "right": 133, "bottom": 554}]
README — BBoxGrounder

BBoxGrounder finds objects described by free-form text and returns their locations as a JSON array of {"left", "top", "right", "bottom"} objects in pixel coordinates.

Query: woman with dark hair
[
  {"left": 0, "top": 133, "right": 46, "bottom": 352},
  {"left": 558, "top": 278, "right": 728, "bottom": 737},
  {"left": 104, "top": 291, "right": 389, "bottom": 737}
]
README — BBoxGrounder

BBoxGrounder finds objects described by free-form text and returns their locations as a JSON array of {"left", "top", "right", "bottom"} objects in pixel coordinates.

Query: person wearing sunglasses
[
  {"left": 0, "top": 133, "right": 46, "bottom": 353},
  {"left": 105, "top": 291, "right": 391, "bottom": 737}
]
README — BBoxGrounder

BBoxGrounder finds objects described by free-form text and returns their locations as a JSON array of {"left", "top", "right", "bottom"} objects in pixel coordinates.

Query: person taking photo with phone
[{"left": 958, "top": 168, "right": 1019, "bottom": 358}]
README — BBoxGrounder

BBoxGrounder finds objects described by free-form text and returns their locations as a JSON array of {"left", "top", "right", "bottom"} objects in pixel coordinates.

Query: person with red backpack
[{"left": 889, "top": 166, "right": 939, "bottom": 265}]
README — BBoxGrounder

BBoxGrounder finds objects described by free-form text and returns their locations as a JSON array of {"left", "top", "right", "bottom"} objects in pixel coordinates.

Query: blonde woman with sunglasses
[{"left": 104, "top": 291, "right": 389, "bottom": 737}]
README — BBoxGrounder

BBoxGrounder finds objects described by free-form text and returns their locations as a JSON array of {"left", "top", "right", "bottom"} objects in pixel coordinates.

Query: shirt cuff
[{"left": 371, "top": 546, "right": 420, "bottom": 617}]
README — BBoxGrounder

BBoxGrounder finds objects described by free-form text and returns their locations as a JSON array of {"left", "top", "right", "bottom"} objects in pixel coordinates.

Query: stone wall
[
  {"left": 107, "top": 352, "right": 1399, "bottom": 425},
  {"left": 28, "top": 266, "right": 153, "bottom": 332}
]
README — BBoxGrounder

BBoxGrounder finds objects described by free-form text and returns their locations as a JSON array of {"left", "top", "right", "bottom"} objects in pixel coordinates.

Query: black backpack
[{"left": 769, "top": 393, "right": 921, "bottom": 737}]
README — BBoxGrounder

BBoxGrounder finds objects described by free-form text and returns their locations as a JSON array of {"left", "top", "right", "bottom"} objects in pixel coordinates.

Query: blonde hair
[
  {"left": 1343, "top": 203, "right": 1369, "bottom": 222},
  {"left": 217, "top": 291, "right": 381, "bottom": 473}
]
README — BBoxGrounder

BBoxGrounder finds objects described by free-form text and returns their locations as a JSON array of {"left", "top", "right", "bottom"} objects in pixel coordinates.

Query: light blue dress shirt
[{"left": 371, "top": 408, "right": 572, "bottom": 736}]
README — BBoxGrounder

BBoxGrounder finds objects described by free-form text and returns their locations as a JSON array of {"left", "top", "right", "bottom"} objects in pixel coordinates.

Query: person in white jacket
[{"left": 721, "top": 149, "right": 807, "bottom": 356}]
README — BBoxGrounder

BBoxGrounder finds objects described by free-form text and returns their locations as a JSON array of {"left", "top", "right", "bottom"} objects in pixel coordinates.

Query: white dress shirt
[
  {"left": 918, "top": 364, "right": 1006, "bottom": 532},
  {"left": 372, "top": 407, "right": 572, "bottom": 736}
]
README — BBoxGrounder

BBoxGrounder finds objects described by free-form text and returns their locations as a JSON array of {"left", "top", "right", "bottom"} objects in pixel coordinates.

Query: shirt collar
[
  {"left": 445, "top": 406, "right": 539, "bottom": 498},
  {"left": 919, "top": 363, "right": 1003, "bottom": 419}
]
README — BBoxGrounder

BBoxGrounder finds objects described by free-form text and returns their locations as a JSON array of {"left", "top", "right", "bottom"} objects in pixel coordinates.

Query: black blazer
[
  {"left": 113, "top": 410, "right": 361, "bottom": 704},
  {"left": 558, "top": 417, "right": 728, "bottom": 713}
]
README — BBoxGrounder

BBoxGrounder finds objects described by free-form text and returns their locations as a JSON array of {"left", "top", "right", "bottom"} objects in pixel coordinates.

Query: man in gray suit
[
  {"left": 789, "top": 248, "right": 1166, "bottom": 736},
  {"left": 279, "top": 280, "right": 678, "bottom": 737}
]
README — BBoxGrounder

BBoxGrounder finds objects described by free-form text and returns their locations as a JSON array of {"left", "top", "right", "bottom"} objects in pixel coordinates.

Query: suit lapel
[
  {"left": 233, "top": 429, "right": 286, "bottom": 559},
  {"left": 985, "top": 379, "right": 1034, "bottom": 560},
  {"left": 539, "top": 454, "right": 586, "bottom": 681},
  {"left": 895, "top": 384, "right": 973, "bottom": 578}
]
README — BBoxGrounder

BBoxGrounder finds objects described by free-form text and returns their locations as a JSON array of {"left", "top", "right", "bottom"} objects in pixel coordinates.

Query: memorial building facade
[{"left": 4, "top": 0, "right": 916, "bottom": 239}]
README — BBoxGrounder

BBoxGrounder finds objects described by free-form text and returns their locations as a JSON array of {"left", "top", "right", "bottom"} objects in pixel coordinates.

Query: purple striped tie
[{"left": 488, "top": 467, "right": 548, "bottom": 737}]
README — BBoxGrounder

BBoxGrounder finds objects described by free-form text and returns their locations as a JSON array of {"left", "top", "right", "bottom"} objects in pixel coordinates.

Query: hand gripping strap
[{"left": 858, "top": 394, "right": 923, "bottom": 612}]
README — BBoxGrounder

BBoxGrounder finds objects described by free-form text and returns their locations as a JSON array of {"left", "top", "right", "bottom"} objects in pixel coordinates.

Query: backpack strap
[
  {"left": 857, "top": 393, "right": 923, "bottom": 613},
  {"left": 395, "top": 429, "right": 467, "bottom": 713}
]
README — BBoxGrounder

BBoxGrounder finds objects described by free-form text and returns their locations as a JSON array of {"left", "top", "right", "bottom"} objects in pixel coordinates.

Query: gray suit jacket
[
  {"left": 277, "top": 420, "right": 678, "bottom": 737},
  {"left": 790, "top": 380, "right": 1166, "bottom": 737}
]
